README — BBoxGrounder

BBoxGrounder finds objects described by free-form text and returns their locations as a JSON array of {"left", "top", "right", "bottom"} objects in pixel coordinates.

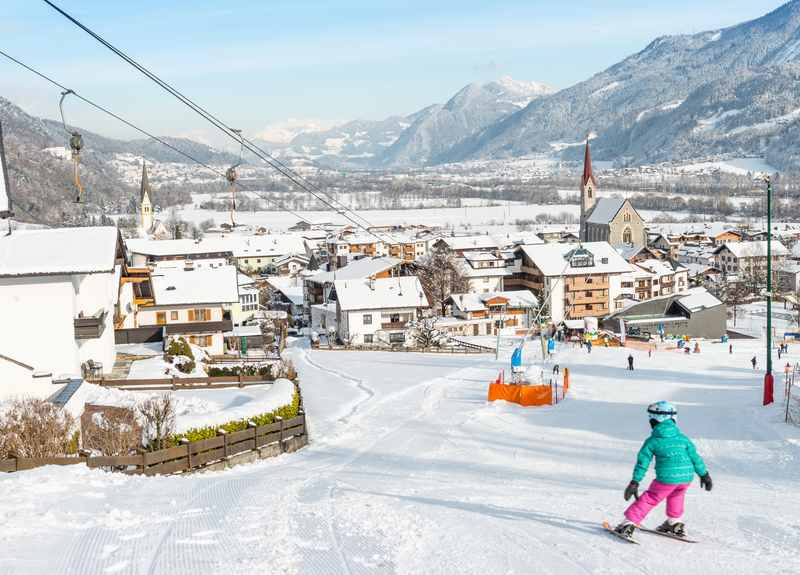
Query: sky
[{"left": 0, "top": 0, "right": 788, "bottom": 148}]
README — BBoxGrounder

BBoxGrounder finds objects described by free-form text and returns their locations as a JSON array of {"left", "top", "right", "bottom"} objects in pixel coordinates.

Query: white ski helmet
[{"left": 647, "top": 400, "right": 677, "bottom": 423}]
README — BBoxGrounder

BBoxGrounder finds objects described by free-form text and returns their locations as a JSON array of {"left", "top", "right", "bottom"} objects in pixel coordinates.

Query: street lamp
[{"left": 764, "top": 174, "right": 775, "bottom": 406}]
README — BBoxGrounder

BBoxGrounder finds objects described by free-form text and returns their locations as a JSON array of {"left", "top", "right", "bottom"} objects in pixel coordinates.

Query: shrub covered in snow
[
  {"left": 81, "top": 405, "right": 141, "bottom": 456},
  {"left": 0, "top": 398, "right": 75, "bottom": 458}
]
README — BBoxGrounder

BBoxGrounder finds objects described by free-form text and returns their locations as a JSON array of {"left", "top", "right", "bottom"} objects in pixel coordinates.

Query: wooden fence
[
  {"left": 93, "top": 375, "right": 277, "bottom": 391},
  {"left": 1, "top": 413, "right": 306, "bottom": 476},
  {"left": 313, "top": 344, "right": 491, "bottom": 354}
]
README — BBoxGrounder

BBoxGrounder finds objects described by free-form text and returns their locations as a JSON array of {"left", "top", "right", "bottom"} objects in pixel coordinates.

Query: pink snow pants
[{"left": 624, "top": 480, "right": 690, "bottom": 524}]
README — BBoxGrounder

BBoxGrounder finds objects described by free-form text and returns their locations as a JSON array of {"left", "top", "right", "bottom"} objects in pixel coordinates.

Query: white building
[
  {"left": 136, "top": 266, "right": 239, "bottom": 355},
  {"left": 461, "top": 252, "right": 511, "bottom": 293},
  {"left": 0, "top": 227, "right": 126, "bottom": 385},
  {"left": 713, "top": 241, "right": 789, "bottom": 279},
  {"left": 334, "top": 276, "right": 429, "bottom": 346}
]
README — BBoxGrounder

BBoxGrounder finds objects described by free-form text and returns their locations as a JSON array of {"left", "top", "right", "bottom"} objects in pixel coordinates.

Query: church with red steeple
[{"left": 578, "top": 138, "right": 646, "bottom": 248}]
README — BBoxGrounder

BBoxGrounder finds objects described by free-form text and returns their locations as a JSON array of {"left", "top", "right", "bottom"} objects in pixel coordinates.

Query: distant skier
[
  {"left": 586, "top": 340, "right": 593, "bottom": 354},
  {"left": 751, "top": 356, "right": 757, "bottom": 370},
  {"left": 614, "top": 401, "right": 712, "bottom": 539},
  {"left": 778, "top": 347, "right": 783, "bottom": 360},
  {"left": 627, "top": 354, "right": 634, "bottom": 371},
  {"left": 729, "top": 344, "right": 733, "bottom": 355}
]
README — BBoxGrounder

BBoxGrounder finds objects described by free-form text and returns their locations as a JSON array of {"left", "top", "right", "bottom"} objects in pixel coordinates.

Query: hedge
[{"left": 171, "top": 390, "right": 301, "bottom": 444}]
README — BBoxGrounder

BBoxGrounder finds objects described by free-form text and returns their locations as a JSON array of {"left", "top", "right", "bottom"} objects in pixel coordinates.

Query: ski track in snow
[{"left": 2, "top": 341, "right": 800, "bottom": 574}]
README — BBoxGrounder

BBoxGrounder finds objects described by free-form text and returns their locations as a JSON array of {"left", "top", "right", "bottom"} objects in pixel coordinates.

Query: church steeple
[
  {"left": 139, "top": 161, "right": 153, "bottom": 233},
  {"left": 579, "top": 137, "right": 597, "bottom": 242}
]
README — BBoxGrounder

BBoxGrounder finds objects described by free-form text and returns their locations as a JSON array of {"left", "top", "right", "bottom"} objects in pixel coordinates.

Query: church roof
[
  {"left": 140, "top": 162, "right": 152, "bottom": 202},
  {"left": 586, "top": 197, "right": 626, "bottom": 225},
  {"left": 580, "top": 139, "right": 597, "bottom": 191}
]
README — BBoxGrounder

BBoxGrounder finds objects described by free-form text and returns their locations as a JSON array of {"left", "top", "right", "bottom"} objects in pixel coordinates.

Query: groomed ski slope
[{"left": 1, "top": 339, "right": 799, "bottom": 574}]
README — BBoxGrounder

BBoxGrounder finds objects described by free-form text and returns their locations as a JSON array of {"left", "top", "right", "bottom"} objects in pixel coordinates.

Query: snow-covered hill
[{"left": 2, "top": 339, "right": 798, "bottom": 573}]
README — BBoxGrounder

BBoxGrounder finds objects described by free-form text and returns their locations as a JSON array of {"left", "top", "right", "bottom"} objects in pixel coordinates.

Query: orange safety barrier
[
  {"left": 488, "top": 368, "right": 570, "bottom": 407},
  {"left": 487, "top": 383, "right": 553, "bottom": 406}
]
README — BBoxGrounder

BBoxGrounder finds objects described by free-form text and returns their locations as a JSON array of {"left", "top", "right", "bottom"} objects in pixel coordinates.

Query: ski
[
  {"left": 638, "top": 526, "right": 698, "bottom": 543},
  {"left": 602, "top": 521, "right": 639, "bottom": 544}
]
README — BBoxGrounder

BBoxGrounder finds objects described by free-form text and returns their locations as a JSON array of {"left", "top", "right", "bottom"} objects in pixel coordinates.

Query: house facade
[
  {"left": 713, "top": 241, "right": 788, "bottom": 279},
  {"left": 0, "top": 227, "right": 127, "bottom": 380},
  {"left": 438, "top": 290, "right": 538, "bottom": 337},
  {"left": 135, "top": 266, "right": 238, "bottom": 355},
  {"left": 510, "top": 242, "right": 633, "bottom": 323},
  {"left": 334, "top": 277, "right": 429, "bottom": 345}
]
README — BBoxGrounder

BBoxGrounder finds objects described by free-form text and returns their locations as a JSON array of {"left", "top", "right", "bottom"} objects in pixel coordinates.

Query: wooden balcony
[
  {"left": 74, "top": 310, "right": 108, "bottom": 340},
  {"left": 164, "top": 320, "right": 233, "bottom": 335},
  {"left": 381, "top": 321, "right": 408, "bottom": 330},
  {"left": 566, "top": 276, "right": 608, "bottom": 290}
]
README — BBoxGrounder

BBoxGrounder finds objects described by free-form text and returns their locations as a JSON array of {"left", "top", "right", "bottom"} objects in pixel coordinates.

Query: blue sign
[{"left": 547, "top": 338, "right": 556, "bottom": 353}]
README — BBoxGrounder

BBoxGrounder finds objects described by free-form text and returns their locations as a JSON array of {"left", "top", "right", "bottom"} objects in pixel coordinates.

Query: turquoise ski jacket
[{"left": 632, "top": 420, "right": 707, "bottom": 484}]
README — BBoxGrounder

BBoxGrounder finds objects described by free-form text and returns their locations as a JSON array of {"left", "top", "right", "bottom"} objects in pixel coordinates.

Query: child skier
[{"left": 614, "top": 401, "right": 712, "bottom": 539}]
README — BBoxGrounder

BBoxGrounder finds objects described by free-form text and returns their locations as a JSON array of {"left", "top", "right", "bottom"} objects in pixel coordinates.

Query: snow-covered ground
[
  {"left": 74, "top": 379, "right": 295, "bottom": 434},
  {"left": 1, "top": 339, "right": 799, "bottom": 574}
]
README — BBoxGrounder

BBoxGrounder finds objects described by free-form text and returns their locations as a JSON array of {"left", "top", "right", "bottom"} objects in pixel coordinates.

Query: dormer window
[{"left": 565, "top": 247, "right": 594, "bottom": 268}]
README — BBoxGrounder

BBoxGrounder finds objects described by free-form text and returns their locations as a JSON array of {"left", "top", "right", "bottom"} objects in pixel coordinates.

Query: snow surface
[
  {"left": 1, "top": 339, "right": 799, "bottom": 573},
  {"left": 0, "top": 227, "right": 119, "bottom": 276}
]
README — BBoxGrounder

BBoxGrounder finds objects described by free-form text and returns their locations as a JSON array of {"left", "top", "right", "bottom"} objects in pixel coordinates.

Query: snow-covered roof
[
  {"left": 635, "top": 259, "right": 687, "bottom": 277},
  {"left": 520, "top": 242, "right": 633, "bottom": 277},
  {"left": 150, "top": 266, "right": 239, "bottom": 306},
  {"left": 676, "top": 288, "right": 723, "bottom": 313},
  {"left": 449, "top": 290, "right": 539, "bottom": 313},
  {"left": 0, "top": 227, "right": 120, "bottom": 277},
  {"left": 265, "top": 276, "right": 305, "bottom": 305},
  {"left": 463, "top": 252, "right": 501, "bottom": 262},
  {"left": 272, "top": 253, "right": 310, "bottom": 266},
  {"left": 334, "top": 277, "right": 429, "bottom": 311},
  {"left": 237, "top": 272, "right": 256, "bottom": 287},
  {"left": 307, "top": 256, "right": 402, "bottom": 284},
  {"left": 461, "top": 265, "right": 512, "bottom": 278},
  {"left": 125, "top": 234, "right": 306, "bottom": 259},
  {"left": 224, "top": 325, "right": 262, "bottom": 337},
  {"left": 436, "top": 235, "right": 502, "bottom": 251},
  {"left": 586, "top": 198, "right": 625, "bottom": 225},
  {"left": 715, "top": 240, "right": 788, "bottom": 258}
]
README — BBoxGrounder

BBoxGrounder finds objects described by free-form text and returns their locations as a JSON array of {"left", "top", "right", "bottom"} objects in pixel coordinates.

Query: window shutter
[{"left": 188, "top": 309, "right": 195, "bottom": 321}]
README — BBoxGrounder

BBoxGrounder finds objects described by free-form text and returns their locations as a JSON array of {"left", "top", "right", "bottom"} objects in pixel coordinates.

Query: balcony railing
[
  {"left": 164, "top": 320, "right": 233, "bottom": 335},
  {"left": 381, "top": 321, "right": 407, "bottom": 330}
]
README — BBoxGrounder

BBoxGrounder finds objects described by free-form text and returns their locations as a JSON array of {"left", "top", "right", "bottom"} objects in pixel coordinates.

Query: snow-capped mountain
[
  {"left": 377, "top": 77, "right": 554, "bottom": 168},
  {"left": 443, "top": 0, "right": 800, "bottom": 170},
  {"left": 269, "top": 77, "right": 553, "bottom": 168}
]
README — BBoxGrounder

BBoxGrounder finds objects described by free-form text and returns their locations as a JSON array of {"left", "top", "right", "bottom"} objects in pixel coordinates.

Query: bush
[
  {"left": 81, "top": 406, "right": 141, "bottom": 456},
  {"left": 0, "top": 398, "right": 75, "bottom": 458},
  {"left": 172, "top": 390, "right": 300, "bottom": 444},
  {"left": 166, "top": 337, "right": 194, "bottom": 361},
  {"left": 138, "top": 394, "right": 176, "bottom": 451}
]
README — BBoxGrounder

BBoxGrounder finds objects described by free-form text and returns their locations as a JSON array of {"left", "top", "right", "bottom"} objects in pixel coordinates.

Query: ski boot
[
  {"left": 656, "top": 520, "right": 686, "bottom": 538},
  {"left": 614, "top": 522, "right": 636, "bottom": 539}
]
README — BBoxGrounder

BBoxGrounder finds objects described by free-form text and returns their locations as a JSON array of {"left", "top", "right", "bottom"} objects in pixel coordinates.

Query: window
[
  {"left": 623, "top": 213, "right": 631, "bottom": 222},
  {"left": 586, "top": 277, "right": 593, "bottom": 284},
  {"left": 389, "top": 332, "right": 405, "bottom": 343},
  {"left": 156, "top": 312, "right": 166, "bottom": 326},
  {"left": 188, "top": 308, "right": 210, "bottom": 321},
  {"left": 585, "top": 291, "right": 592, "bottom": 297},
  {"left": 363, "top": 314, "right": 372, "bottom": 325},
  {"left": 390, "top": 313, "right": 401, "bottom": 323},
  {"left": 585, "top": 304, "right": 593, "bottom": 310},
  {"left": 622, "top": 282, "right": 634, "bottom": 288},
  {"left": 363, "top": 334, "right": 374, "bottom": 344},
  {"left": 623, "top": 227, "right": 633, "bottom": 245},
  {"left": 170, "top": 311, "right": 179, "bottom": 321}
]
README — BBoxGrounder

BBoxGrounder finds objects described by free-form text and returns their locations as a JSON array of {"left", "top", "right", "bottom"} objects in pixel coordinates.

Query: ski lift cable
[
  {"left": 0, "top": 48, "right": 314, "bottom": 226},
  {"left": 41, "top": 0, "right": 399, "bottom": 245}
]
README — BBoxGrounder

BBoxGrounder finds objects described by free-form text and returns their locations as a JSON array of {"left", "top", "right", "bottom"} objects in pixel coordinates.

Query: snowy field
[{"left": 1, "top": 339, "right": 799, "bottom": 574}]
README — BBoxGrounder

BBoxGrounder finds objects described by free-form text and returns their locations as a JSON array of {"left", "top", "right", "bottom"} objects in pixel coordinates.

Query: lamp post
[{"left": 764, "top": 175, "right": 775, "bottom": 406}]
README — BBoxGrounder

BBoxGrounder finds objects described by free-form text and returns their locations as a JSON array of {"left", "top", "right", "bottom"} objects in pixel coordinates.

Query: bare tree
[
  {"left": 138, "top": 394, "right": 176, "bottom": 451},
  {"left": 0, "top": 399, "right": 75, "bottom": 458},
  {"left": 415, "top": 246, "right": 470, "bottom": 316}
]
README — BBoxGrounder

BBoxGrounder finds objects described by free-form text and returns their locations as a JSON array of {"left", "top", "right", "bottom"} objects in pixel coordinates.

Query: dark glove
[
  {"left": 700, "top": 473, "right": 713, "bottom": 492},
  {"left": 624, "top": 480, "right": 640, "bottom": 501}
]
